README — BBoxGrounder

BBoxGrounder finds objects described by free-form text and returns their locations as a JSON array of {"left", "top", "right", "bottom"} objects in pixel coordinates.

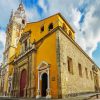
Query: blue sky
[{"left": 0, "top": 0, "right": 100, "bottom": 67}]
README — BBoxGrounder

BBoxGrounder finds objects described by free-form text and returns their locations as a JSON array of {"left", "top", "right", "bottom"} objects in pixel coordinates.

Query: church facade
[{"left": 1, "top": 3, "right": 100, "bottom": 99}]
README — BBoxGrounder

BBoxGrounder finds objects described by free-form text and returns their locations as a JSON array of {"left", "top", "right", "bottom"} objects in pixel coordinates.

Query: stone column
[
  {"left": 31, "top": 52, "right": 35, "bottom": 97},
  {"left": 46, "top": 68, "right": 51, "bottom": 98},
  {"left": 36, "top": 71, "right": 41, "bottom": 98}
]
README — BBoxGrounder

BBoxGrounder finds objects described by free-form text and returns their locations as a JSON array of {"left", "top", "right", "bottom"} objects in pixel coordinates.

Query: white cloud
[
  {"left": 25, "top": 7, "right": 41, "bottom": 22},
  {"left": 0, "top": 0, "right": 19, "bottom": 27},
  {"left": 71, "top": 8, "right": 82, "bottom": 30},
  {"left": 0, "top": 29, "right": 6, "bottom": 63},
  {"left": 38, "top": 0, "right": 48, "bottom": 13},
  {"left": 0, "top": 30, "right": 6, "bottom": 46},
  {"left": 77, "top": 5, "right": 100, "bottom": 58}
]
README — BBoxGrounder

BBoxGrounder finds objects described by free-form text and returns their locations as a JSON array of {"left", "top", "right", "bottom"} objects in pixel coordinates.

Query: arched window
[
  {"left": 85, "top": 68, "right": 88, "bottom": 78},
  {"left": 48, "top": 23, "right": 53, "bottom": 31},
  {"left": 62, "top": 23, "right": 67, "bottom": 33},
  {"left": 69, "top": 30, "right": 72, "bottom": 38},
  {"left": 63, "top": 23, "right": 67, "bottom": 30},
  {"left": 22, "top": 19, "right": 25, "bottom": 24},
  {"left": 78, "top": 63, "right": 82, "bottom": 77},
  {"left": 41, "top": 26, "right": 44, "bottom": 32},
  {"left": 67, "top": 57, "right": 73, "bottom": 74}
]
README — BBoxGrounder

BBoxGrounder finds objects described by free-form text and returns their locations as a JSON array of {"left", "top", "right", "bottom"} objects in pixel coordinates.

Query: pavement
[{"left": 0, "top": 93, "right": 100, "bottom": 100}]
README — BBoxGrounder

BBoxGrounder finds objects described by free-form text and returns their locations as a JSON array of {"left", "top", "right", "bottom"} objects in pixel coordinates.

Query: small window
[
  {"left": 63, "top": 23, "right": 67, "bottom": 31},
  {"left": 22, "top": 19, "right": 25, "bottom": 24},
  {"left": 90, "top": 71, "right": 93, "bottom": 80},
  {"left": 41, "top": 26, "right": 44, "bottom": 32},
  {"left": 85, "top": 68, "right": 88, "bottom": 78},
  {"left": 67, "top": 57, "right": 73, "bottom": 74},
  {"left": 48, "top": 23, "right": 53, "bottom": 31},
  {"left": 69, "top": 30, "right": 72, "bottom": 38},
  {"left": 78, "top": 63, "right": 82, "bottom": 77},
  {"left": 63, "top": 23, "right": 66, "bottom": 29}
]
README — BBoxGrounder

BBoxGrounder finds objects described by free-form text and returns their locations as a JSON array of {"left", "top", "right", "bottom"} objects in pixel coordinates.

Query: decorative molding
[
  {"left": 19, "top": 30, "right": 31, "bottom": 43},
  {"left": 92, "top": 65, "right": 98, "bottom": 72},
  {"left": 36, "top": 61, "right": 51, "bottom": 98},
  {"left": 38, "top": 61, "right": 50, "bottom": 70},
  {"left": 13, "top": 44, "right": 36, "bottom": 63}
]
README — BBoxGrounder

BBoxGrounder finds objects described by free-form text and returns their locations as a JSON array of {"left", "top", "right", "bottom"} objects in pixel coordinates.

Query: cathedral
[{"left": 1, "top": 2, "right": 100, "bottom": 99}]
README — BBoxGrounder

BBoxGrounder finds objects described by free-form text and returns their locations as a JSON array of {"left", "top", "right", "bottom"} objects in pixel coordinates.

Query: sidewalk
[
  {"left": 66, "top": 93, "right": 100, "bottom": 100},
  {"left": 0, "top": 93, "right": 100, "bottom": 100}
]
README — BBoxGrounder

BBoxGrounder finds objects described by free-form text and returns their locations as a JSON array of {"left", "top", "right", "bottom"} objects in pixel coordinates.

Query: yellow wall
[
  {"left": 58, "top": 15, "right": 75, "bottom": 39},
  {"left": 24, "top": 14, "right": 58, "bottom": 43},
  {"left": 4, "top": 69, "right": 9, "bottom": 94},
  {"left": 35, "top": 32, "right": 58, "bottom": 98}
]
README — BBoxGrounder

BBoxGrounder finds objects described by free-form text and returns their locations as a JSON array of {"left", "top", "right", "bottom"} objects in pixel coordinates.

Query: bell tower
[{"left": 4, "top": 2, "right": 26, "bottom": 64}]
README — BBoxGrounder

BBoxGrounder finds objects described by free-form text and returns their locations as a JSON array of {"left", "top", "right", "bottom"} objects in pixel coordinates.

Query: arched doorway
[
  {"left": 41, "top": 73, "right": 48, "bottom": 97},
  {"left": 20, "top": 69, "right": 27, "bottom": 97},
  {"left": 36, "top": 61, "right": 51, "bottom": 98}
]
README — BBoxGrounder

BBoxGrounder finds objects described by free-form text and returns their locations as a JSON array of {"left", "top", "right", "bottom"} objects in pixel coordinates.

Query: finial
[{"left": 18, "top": 0, "right": 24, "bottom": 11}]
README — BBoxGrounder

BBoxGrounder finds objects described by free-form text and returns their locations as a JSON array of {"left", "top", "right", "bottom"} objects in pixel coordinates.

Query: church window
[
  {"left": 67, "top": 57, "right": 73, "bottom": 74},
  {"left": 48, "top": 23, "right": 53, "bottom": 31},
  {"left": 41, "top": 26, "right": 44, "bottom": 32},
  {"left": 78, "top": 63, "right": 82, "bottom": 77},
  {"left": 85, "top": 68, "right": 88, "bottom": 78}
]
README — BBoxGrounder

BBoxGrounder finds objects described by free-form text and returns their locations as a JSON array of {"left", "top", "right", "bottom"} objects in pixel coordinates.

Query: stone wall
[
  {"left": 57, "top": 29, "right": 96, "bottom": 98},
  {"left": 97, "top": 69, "right": 100, "bottom": 90}
]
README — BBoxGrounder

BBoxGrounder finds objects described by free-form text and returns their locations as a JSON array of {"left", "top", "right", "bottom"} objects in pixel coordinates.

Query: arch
[
  {"left": 48, "top": 23, "right": 53, "bottom": 31},
  {"left": 69, "top": 30, "right": 72, "bottom": 38},
  {"left": 38, "top": 61, "right": 49, "bottom": 70},
  {"left": 20, "top": 69, "right": 27, "bottom": 97},
  {"left": 41, "top": 73, "right": 48, "bottom": 97},
  {"left": 40, "top": 71, "right": 48, "bottom": 80},
  {"left": 22, "top": 19, "right": 25, "bottom": 24},
  {"left": 36, "top": 61, "right": 51, "bottom": 98}
]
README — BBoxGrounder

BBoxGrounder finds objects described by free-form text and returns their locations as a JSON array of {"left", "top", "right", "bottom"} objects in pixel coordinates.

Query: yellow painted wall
[
  {"left": 57, "top": 15, "right": 75, "bottom": 39},
  {"left": 24, "top": 15, "right": 58, "bottom": 43},
  {"left": 35, "top": 32, "right": 58, "bottom": 98},
  {"left": 4, "top": 70, "right": 9, "bottom": 94}
]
